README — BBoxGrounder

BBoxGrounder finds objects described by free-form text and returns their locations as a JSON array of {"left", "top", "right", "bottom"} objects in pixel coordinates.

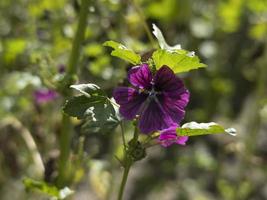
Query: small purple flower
[
  {"left": 58, "top": 64, "right": 66, "bottom": 74},
  {"left": 34, "top": 89, "right": 58, "bottom": 104},
  {"left": 113, "top": 64, "right": 190, "bottom": 134},
  {"left": 158, "top": 126, "right": 188, "bottom": 147}
]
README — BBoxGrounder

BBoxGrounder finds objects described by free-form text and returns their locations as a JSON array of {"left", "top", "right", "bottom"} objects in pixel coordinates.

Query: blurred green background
[{"left": 1, "top": 0, "right": 267, "bottom": 199}]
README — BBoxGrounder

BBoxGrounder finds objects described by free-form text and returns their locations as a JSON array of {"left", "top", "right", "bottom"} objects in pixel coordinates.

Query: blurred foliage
[
  {"left": 23, "top": 177, "right": 74, "bottom": 200},
  {"left": 0, "top": 0, "right": 267, "bottom": 200}
]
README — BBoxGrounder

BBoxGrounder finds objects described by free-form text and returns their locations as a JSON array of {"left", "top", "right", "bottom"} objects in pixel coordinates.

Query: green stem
[
  {"left": 117, "top": 124, "right": 139, "bottom": 200},
  {"left": 58, "top": 114, "right": 72, "bottom": 186},
  {"left": 117, "top": 160, "right": 132, "bottom": 200},
  {"left": 67, "top": 0, "right": 90, "bottom": 76},
  {"left": 133, "top": 124, "right": 139, "bottom": 142},
  {"left": 119, "top": 121, "right": 126, "bottom": 149},
  {"left": 57, "top": 0, "right": 90, "bottom": 187}
]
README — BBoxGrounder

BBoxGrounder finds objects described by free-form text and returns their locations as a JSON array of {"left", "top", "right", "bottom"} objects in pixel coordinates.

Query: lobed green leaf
[
  {"left": 81, "top": 101, "right": 119, "bottom": 135},
  {"left": 103, "top": 40, "right": 141, "bottom": 64},
  {"left": 63, "top": 95, "right": 106, "bottom": 119},
  {"left": 63, "top": 83, "right": 120, "bottom": 134},
  {"left": 152, "top": 49, "right": 207, "bottom": 73},
  {"left": 177, "top": 122, "right": 236, "bottom": 137}
]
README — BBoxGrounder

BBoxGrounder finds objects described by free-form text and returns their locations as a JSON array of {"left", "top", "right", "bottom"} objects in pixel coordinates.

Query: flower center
[
  {"left": 149, "top": 87, "right": 157, "bottom": 97},
  {"left": 138, "top": 87, "right": 161, "bottom": 98},
  {"left": 148, "top": 87, "right": 162, "bottom": 101},
  {"left": 138, "top": 79, "right": 161, "bottom": 99}
]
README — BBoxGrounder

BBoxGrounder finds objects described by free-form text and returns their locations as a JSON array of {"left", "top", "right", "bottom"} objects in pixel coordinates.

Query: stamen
[{"left": 138, "top": 88, "right": 145, "bottom": 94}]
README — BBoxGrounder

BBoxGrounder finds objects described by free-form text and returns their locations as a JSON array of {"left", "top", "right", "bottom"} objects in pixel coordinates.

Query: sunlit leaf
[
  {"left": 151, "top": 24, "right": 206, "bottom": 73},
  {"left": 152, "top": 24, "right": 181, "bottom": 51},
  {"left": 23, "top": 177, "right": 74, "bottom": 200},
  {"left": 247, "top": 0, "right": 267, "bottom": 12},
  {"left": 29, "top": 0, "right": 66, "bottom": 16},
  {"left": 152, "top": 49, "right": 206, "bottom": 73},
  {"left": 89, "top": 56, "right": 111, "bottom": 76},
  {"left": 146, "top": 0, "right": 191, "bottom": 22},
  {"left": 218, "top": 0, "right": 243, "bottom": 32},
  {"left": 249, "top": 23, "right": 267, "bottom": 40},
  {"left": 58, "top": 187, "right": 74, "bottom": 200},
  {"left": 177, "top": 122, "right": 236, "bottom": 137},
  {"left": 3, "top": 38, "right": 27, "bottom": 63},
  {"left": 103, "top": 40, "right": 141, "bottom": 64},
  {"left": 84, "top": 43, "right": 104, "bottom": 57}
]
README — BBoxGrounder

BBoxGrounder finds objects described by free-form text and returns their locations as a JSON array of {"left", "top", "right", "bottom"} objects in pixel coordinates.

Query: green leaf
[
  {"left": 151, "top": 24, "right": 206, "bottom": 73},
  {"left": 84, "top": 43, "right": 104, "bottom": 57},
  {"left": 63, "top": 84, "right": 120, "bottom": 133},
  {"left": 103, "top": 40, "right": 141, "bottom": 64},
  {"left": 70, "top": 83, "right": 105, "bottom": 97},
  {"left": 63, "top": 95, "right": 105, "bottom": 119},
  {"left": 3, "top": 38, "right": 27, "bottom": 63},
  {"left": 177, "top": 122, "right": 236, "bottom": 137},
  {"left": 23, "top": 177, "right": 74, "bottom": 200},
  {"left": 81, "top": 102, "right": 119, "bottom": 134},
  {"left": 152, "top": 49, "right": 207, "bottom": 73},
  {"left": 152, "top": 24, "right": 181, "bottom": 51},
  {"left": 63, "top": 83, "right": 107, "bottom": 119}
]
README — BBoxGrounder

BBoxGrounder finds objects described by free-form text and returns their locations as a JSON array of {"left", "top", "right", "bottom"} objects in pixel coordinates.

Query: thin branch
[
  {"left": 0, "top": 117, "right": 45, "bottom": 176},
  {"left": 131, "top": 0, "right": 157, "bottom": 48}
]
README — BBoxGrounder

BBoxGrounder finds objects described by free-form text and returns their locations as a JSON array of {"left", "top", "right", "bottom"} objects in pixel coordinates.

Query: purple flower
[
  {"left": 158, "top": 126, "right": 188, "bottom": 147},
  {"left": 113, "top": 64, "right": 190, "bottom": 134},
  {"left": 58, "top": 64, "right": 65, "bottom": 74},
  {"left": 34, "top": 89, "right": 58, "bottom": 104}
]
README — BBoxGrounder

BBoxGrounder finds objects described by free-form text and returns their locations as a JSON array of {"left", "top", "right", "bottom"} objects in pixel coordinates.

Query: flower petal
[
  {"left": 138, "top": 99, "right": 175, "bottom": 134},
  {"left": 154, "top": 65, "right": 190, "bottom": 124},
  {"left": 158, "top": 126, "right": 188, "bottom": 147},
  {"left": 128, "top": 64, "right": 152, "bottom": 89},
  {"left": 34, "top": 89, "right": 58, "bottom": 104},
  {"left": 175, "top": 136, "right": 188, "bottom": 145},
  {"left": 160, "top": 89, "right": 190, "bottom": 124},
  {"left": 154, "top": 65, "right": 185, "bottom": 94},
  {"left": 113, "top": 87, "right": 147, "bottom": 120}
]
